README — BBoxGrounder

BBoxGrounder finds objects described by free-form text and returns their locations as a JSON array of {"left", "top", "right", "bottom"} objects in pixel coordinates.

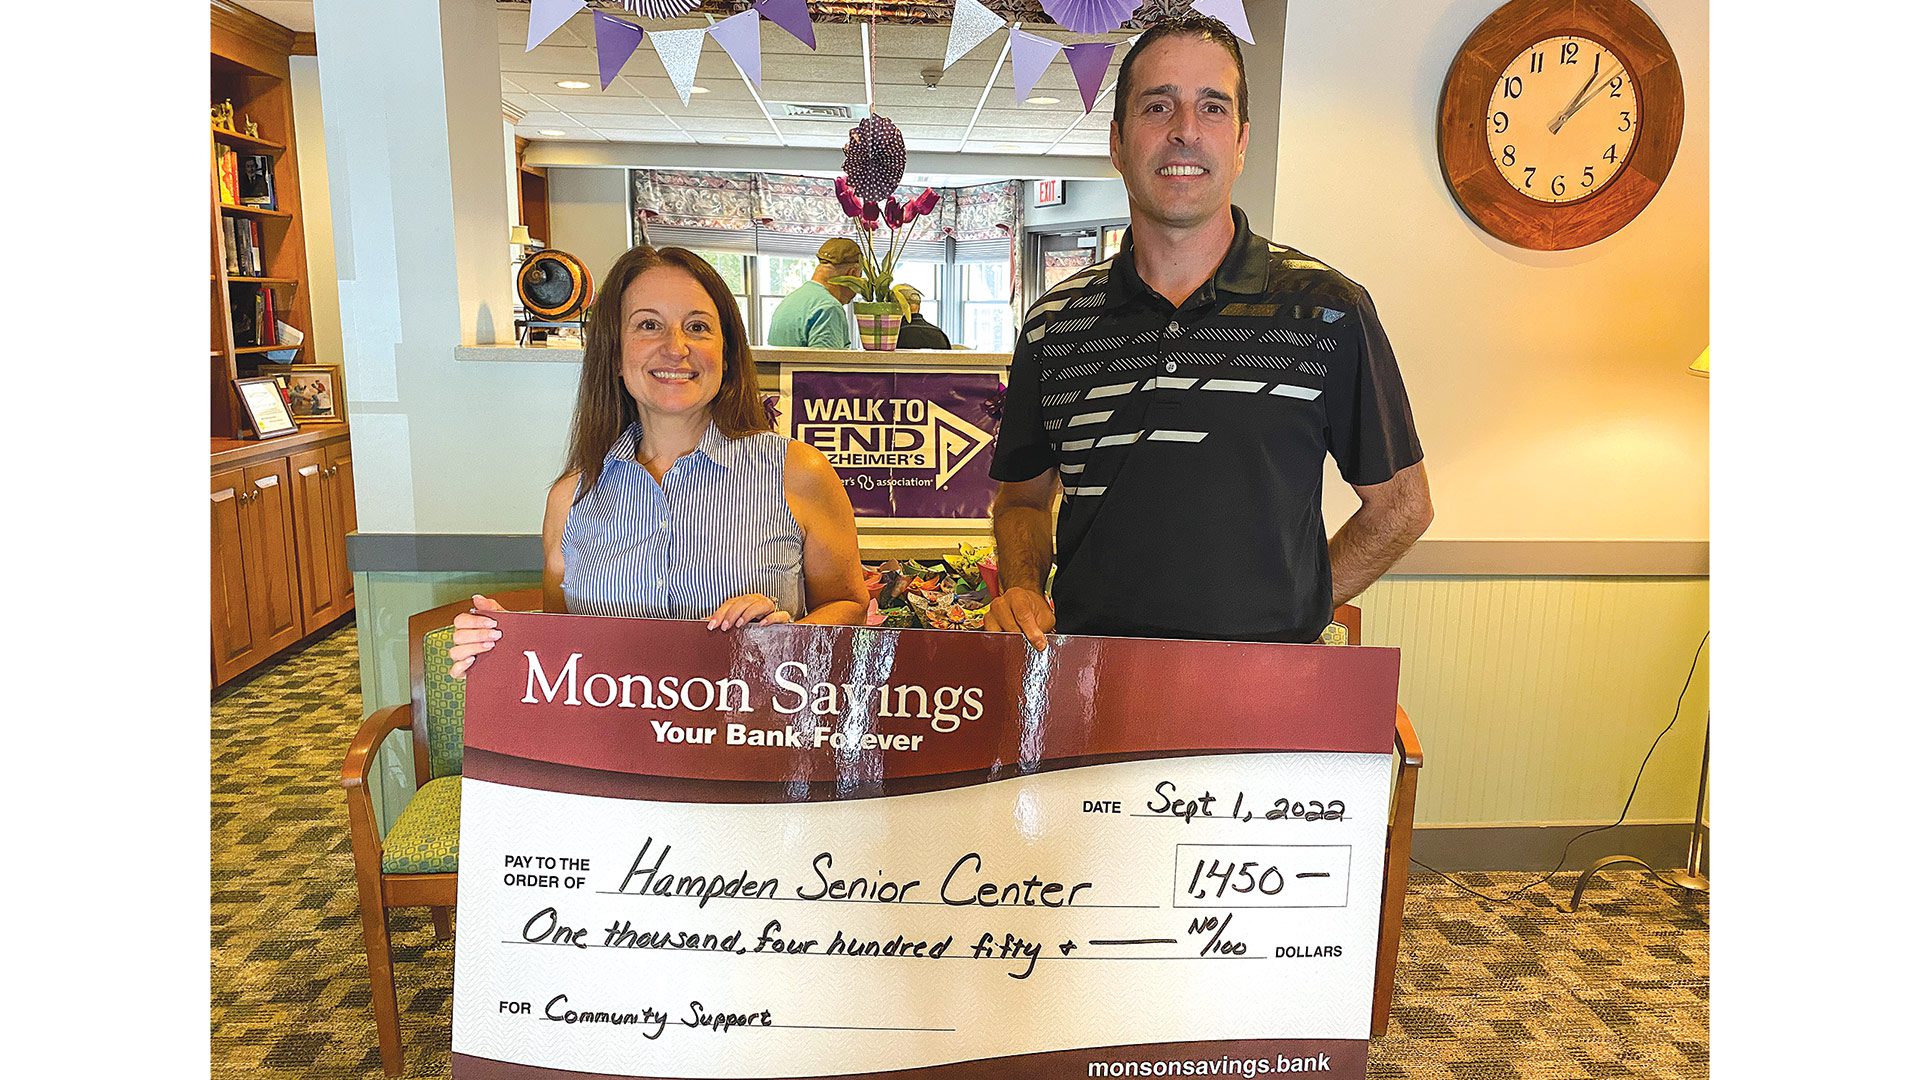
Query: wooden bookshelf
[{"left": 210, "top": 1, "right": 318, "bottom": 439}]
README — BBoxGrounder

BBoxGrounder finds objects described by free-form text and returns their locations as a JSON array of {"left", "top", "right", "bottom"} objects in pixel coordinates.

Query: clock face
[{"left": 1485, "top": 35, "right": 1640, "bottom": 204}]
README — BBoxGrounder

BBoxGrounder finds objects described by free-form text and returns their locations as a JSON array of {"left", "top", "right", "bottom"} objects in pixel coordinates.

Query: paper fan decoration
[
  {"left": 622, "top": 0, "right": 698, "bottom": 17},
  {"left": 1039, "top": 0, "right": 1141, "bottom": 35}
]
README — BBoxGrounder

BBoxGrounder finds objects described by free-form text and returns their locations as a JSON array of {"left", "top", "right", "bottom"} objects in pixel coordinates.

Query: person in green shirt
[{"left": 768, "top": 238, "right": 861, "bottom": 348}]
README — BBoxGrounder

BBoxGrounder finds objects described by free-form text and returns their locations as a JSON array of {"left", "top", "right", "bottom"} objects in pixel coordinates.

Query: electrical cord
[{"left": 1414, "top": 630, "right": 1710, "bottom": 911}]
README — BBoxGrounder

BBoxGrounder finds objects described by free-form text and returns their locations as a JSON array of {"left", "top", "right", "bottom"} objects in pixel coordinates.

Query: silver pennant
[
  {"left": 945, "top": 0, "right": 1007, "bottom": 70},
  {"left": 649, "top": 25, "right": 707, "bottom": 105}
]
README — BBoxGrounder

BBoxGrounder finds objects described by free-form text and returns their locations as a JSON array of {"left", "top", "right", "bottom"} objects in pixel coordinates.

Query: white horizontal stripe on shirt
[
  {"left": 1200, "top": 379, "right": 1267, "bottom": 393},
  {"left": 1147, "top": 430, "right": 1209, "bottom": 442},
  {"left": 1268, "top": 383, "right": 1324, "bottom": 400}
]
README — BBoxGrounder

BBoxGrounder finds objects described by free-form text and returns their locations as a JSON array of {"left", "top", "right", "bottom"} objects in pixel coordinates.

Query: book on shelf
[
  {"left": 248, "top": 219, "right": 263, "bottom": 275},
  {"left": 230, "top": 291, "right": 256, "bottom": 346},
  {"left": 222, "top": 216, "right": 240, "bottom": 275},
  {"left": 261, "top": 284, "right": 277, "bottom": 345},
  {"left": 238, "top": 154, "right": 276, "bottom": 209},
  {"left": 217, "top": 146, "right": 240, "bottom": 205}
]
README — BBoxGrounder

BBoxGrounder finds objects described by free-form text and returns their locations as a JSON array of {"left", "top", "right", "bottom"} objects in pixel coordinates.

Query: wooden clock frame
[{"left": 1437, "top": 0, "right": 1684, "bottom": 250}]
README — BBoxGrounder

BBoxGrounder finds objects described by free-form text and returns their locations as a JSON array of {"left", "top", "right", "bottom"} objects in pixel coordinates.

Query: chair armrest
[
  {"left": 1393, "top": 705, "right": 1422, "bottom": 769},
  {"left": 342, "top": 703, "right": 413, "bottom": 791}
]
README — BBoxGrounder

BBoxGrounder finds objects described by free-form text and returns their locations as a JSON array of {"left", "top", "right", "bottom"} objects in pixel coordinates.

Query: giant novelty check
[{"left": 452, "top": 612, "right": 1402, "bottom": 1079}]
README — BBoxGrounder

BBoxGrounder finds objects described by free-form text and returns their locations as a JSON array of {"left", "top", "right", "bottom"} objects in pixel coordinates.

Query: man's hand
[{"left": 986, "top": 586, "right": 1056, "bottom": 651}]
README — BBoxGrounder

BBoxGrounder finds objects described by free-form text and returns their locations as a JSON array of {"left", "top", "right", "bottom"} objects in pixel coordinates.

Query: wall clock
[{"left": 1438, "top": 0, "right": 1684, "bottom": 250}]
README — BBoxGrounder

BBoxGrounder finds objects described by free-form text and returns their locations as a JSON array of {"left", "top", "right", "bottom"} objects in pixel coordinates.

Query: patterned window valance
[{"left": 631, "top": 170, "right": 1022, "bottom": 244}]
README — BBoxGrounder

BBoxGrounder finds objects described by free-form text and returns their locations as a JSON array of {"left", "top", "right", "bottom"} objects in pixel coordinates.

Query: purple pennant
[
  {"left": 707, "top": 10, "right": 762, "bottom": 87},
  {"left": 526, "top": 0, "right": 585, "bottom": 52},
  {"left": 1009, "top": 29, "right": 1064, "bottom": 104},
  {"left": 753, "top": 0, "right": 815, "bottom": 50},
  {"left": 1190, "top": 0, "right": 1255, "bottom": 44},
  {"left": 593, "top": 12, "right": 646, "bottom": 89},
  {"left": 1062, "top": 41, "right": 1117, "bottom": 113}
]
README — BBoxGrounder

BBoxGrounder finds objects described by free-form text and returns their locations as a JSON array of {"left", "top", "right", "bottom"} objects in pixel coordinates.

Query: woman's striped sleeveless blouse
[{"left": 560, "top": 421, "right": 805, "bottom": 619}]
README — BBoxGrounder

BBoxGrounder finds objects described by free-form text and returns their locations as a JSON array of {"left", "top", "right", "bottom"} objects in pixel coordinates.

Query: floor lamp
[{"left": 1570, "top": 348, "right": 1709, "bottom": 910}]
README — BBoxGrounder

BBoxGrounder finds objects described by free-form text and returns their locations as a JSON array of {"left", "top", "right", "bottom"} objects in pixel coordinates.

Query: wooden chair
[
  {"left": 341, "top": 588, "right": 542, "bottom": 1075},
  {"left": 1327, "top": 604, "right": 1424, "bottom": 1037}
]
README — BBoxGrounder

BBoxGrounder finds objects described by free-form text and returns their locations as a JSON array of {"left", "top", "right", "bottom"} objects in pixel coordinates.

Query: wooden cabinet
[
  {"left": 211, "top": 457, "right": 306, "bottom": 685},
  {"left": 212, "top": 429, "right": 355, "bottom": 685}
]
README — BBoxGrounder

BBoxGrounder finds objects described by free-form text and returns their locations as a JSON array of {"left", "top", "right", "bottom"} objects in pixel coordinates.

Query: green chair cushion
[
  {"left": 381, "top": 776, "right": 460, "bottom": 874},
  {"left": 420, "top": 625, "right": 466, "bottom": 778}
]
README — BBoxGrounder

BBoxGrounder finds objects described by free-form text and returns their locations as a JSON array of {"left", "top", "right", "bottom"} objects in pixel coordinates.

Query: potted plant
[{"left": 831, "top": 116, "right": 939, "bottom": 351}]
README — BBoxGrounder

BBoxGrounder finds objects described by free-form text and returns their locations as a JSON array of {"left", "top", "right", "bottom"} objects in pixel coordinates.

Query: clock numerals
[
  {"left": 1609, "top": 76, "right": 1624, "bottom": 98},
  {"left": 1501, "top": 144, "right": 1516, "bottom": 167},
  {"left": 1483, "top": 36, "right": 1639, "bottom": 205},
  {"left": 1530, "top": 51, "right": 1544, "bottom": 73},
  {"left": 1582, "top": 166, "right": 1595, "bottom": 188},
  {"left": 1503, "top": 76, "right": 1524, "bottom": 99},
  {"left": 1603, "top": 144, "right": 1619, "bottom": 163},
  {"left": 1561, "top": 41, "right": 1580, "bottom": 65},
  {"left": 1618, "top": 111, "right": 1634, "bottom": 131},
  {"left": 1550, "top": 174, "right": 1567, "bottom": 197},
  {"left": 1491, "top": 110, "right": 1509, "bottom": 134},
  {"left": 1523, "top": 166, "right": 1536, "bottom": 189}
]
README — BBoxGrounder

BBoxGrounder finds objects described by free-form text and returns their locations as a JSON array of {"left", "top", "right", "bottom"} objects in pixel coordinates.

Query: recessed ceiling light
[
  {"left": 689, "top": 86, "right": 710, "bottom": 95},
  {"left": 555, "top": 80, "right": 591, "bottom": 90},
  {"left": 722, "top": 135, "right": 751, "bottom": 142},
  {"left": 538, "top": 130, "right": 567, "bottom": 137},
  {"left": 1025, "top": 96, "right": 1061, "bottom": 105}
]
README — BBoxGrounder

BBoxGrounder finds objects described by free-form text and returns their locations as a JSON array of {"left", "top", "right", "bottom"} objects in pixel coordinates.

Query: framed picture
[
  {"left": 234, "top": 376, "right": 298, "bottom": 439},
  {"left": 281, "top": 364, "right": 344, "bottom": 423}
]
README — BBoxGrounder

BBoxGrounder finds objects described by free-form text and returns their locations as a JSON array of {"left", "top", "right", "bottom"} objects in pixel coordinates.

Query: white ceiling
[{"left": 236, "top": 2, "right": 1134, "bottom": 157}]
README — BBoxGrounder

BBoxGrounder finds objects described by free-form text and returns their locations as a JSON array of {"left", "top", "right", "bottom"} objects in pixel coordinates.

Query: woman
[{"left": 448, "top": 246, "right": 867, "bottom": 678}]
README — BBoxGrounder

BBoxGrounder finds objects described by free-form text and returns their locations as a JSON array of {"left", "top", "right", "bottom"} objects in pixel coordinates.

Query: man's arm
[
  {"left": 1328, "top": 460, "right": 1432, "bottom": 607},
  {"left": 985, "top": 472, "right": 1060, "bottom": 650}
]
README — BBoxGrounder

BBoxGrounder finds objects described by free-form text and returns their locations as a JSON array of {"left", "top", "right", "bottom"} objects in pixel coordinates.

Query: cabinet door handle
[
  {"left": 212, "top": 489, "right": 235, "bottom": 504},
  {"left": 298, "top": 465, "right": 321, "bottom": 478},
  {"left": 255, "top": 475, "right": 279, "bottom": 489}
]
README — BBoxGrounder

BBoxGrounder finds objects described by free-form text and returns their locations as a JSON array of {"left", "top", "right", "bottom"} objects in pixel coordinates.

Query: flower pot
[{"left": 853, "top": 302, "right": 903, "bottom": 351}]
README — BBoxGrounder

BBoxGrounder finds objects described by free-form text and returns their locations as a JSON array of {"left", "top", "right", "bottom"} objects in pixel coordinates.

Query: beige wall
[
  {"left": 1276, "top": 0, "right": 1709, "bottom": 542},
  {"left": 546, "top": 166, "right": 633, "bottom": 284},
  {"left": 289, "top": 56, "right": 343, "bottom": 367}
]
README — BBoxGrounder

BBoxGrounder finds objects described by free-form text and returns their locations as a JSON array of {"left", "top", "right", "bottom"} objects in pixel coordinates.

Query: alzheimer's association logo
[{"left": 796, "top": 397, "right": 991, "bottom": 487}]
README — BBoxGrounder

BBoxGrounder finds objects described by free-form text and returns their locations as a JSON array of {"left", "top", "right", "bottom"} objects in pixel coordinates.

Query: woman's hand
[
  {"left": 706, "top": 593, "right": 793, "bottom": 631},
  {"left": 448, "top": 595, "right": 507, "bottom": 680}
]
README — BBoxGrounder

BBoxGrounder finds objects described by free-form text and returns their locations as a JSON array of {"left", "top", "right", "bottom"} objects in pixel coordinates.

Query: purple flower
[
  {"left": 862, "top": 199, "right": 880, "bottom": 223},
  {"left": 884, "top": 197, "right": 904, "bottom": 228},
  {"left": 914, "top": 188, "right": 940, "bottom": 215},
  {"left": 836, "top": 185, "right": 863, "bottom": 218}
]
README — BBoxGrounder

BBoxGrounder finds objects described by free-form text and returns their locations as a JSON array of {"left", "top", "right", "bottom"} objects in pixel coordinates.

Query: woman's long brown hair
[{"left": 560, "top": 245, "right": 769, "bottom": 500}]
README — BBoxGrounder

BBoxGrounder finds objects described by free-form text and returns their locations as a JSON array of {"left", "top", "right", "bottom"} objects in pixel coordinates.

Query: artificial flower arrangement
[
  {"left": 831, "top": 115, "right": 940, "bottom": 350},
  {"left": 862, "top": 542, "right": 997, "bottom": 631}
]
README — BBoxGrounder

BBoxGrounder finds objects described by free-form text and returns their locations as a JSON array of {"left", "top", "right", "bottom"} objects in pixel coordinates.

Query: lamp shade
[
  {"left": 509, "top": 224, "right": 536, "bottom": 247},
  {"left": 1689, "top": 348, "right": 1709, "bottom": 378}
]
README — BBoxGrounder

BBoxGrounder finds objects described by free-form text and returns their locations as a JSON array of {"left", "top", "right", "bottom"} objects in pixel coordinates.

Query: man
[
  {"left": 768, "top": 238, "right": 860, "bottom": 348},
  {"left": 892, "top": 284, "right": 952, "bottom": 350},
  {"left": 987, "top": 14, "right": 1432, "bottom": 650}
]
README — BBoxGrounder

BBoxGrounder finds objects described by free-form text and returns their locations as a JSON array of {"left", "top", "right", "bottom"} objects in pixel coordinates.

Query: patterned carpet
[{"left": 212, "top": 626, "right": 1708, "bottom": 1079}]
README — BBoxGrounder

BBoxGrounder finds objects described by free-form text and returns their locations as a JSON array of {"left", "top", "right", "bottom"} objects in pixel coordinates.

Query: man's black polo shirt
[{"left": 989, "top": 206, "right": 1423, "bottom": 643}]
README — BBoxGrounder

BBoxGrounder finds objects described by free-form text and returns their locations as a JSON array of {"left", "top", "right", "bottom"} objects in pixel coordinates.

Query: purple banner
[{"left": 785, "top": 369, "right": 1002, "bottom": 521}]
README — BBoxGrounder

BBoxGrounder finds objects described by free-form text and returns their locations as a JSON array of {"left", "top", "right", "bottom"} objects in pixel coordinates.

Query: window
[
  {"left": 756, "top": 255, "right": 817, "bottom": 345},
  {"left": 688, "top": 249, "right": 751, "bottom": 333},
  {"left": 960, "top": 260, "right": 1013, "bottom": 352}
]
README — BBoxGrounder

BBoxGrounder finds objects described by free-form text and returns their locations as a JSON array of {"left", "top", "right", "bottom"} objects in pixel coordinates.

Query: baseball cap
[{"left": 816, "top": 238, "right": 862, "bottom": 265}]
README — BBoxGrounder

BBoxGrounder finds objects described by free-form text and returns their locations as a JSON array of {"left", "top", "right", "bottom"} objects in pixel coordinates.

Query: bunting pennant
[
  {"left": 753, "top": 0, "right": 816, "bottom": 50},
  {"left": 593, "top": 12, "right": 646, "bottom": 89},
  {"left": 1039, "top": 0, "right": 1139, "bottom": 35},
  {"left": 944, "top": 0, "right": 1006, "bottom": 70},
  {"left": 1062, "top": 41, "right": 1118, "bottom": 113},
  {"left": 707, "top": 9, "right": 763, "bottom": 88},
  {"left": 1009, "top": 29, "right": 1064, "bottom": 104},
  {"left": 526, "top": 0, "right": 585, "bottom": 52},
  {"left": 1191, "top": 0, "right": 1255, "bottom": 44},
  {"left": 649, "top": 25, "right": 709, "bottom": 105}
]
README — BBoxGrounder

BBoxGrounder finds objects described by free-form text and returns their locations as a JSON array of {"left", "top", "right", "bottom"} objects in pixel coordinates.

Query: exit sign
[{"left": 1034, "top": 178, "right": 1065, "bottom": 206}]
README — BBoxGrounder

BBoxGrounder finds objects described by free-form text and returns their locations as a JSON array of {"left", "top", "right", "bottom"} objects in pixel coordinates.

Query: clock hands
[{"left": 1549, "top": 57, "right": 1625, "bottom": 135}]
